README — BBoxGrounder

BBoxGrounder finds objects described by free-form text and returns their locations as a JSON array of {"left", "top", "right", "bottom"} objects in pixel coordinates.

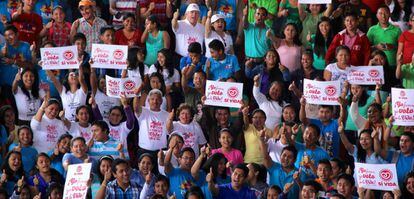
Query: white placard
[
  {"left": 40, "top": 46, "right": 79, "bottom": 70},
  {"left": 347, "top": 66, "right": 384, "bottom": 85},
  {"left": 303, "top": 79, "right": 340, "bottom": 105},
  {"left": 299, "top": 0, "right": 331, "bottom": 4},
  {"left": 91, "top": 44, "right": 128, "bottom": 69},
  {"left": 106, "top": 75, "right": 141, "bottom": 98},
  {"left": 355, "top": 163, "right": 399, "bottom": 191},
  {"left": 205, "top": 80, "right": 243, "bottom": 108},
  {"left": 63, "top": 163, "right": 92, "bottom": 199},
  {"left": 392, "top": 88, "right": 414, "bottom": 126}
]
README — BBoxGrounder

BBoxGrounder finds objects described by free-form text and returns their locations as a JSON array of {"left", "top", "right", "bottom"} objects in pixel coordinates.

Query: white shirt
[
  {"left": 60, "top": 87, "right": 87, "bottom": 121},
  {"left": 95, "top": 90, "right": 121, "bottom": 120},
  {"left": 267, "top": 138, "right": 288, "bottom": 163},
  {"left": 69, "top": 122, "right": 92, "bottom": 141},
  {"left": 172, "top": 121, "right": 207, "bottom": 156},
  {"left": 126, "top": 66, "right": 148, "bottom": 84},
  {"left": 31, "top": 115, "right": 67, "bottom": 153},
  {"left": 173, "top": 19, "right": 205, "bottom": 56},
  {"left": 137, "top": 107, "right": 169, "bottom": 150},
  {"left": 253, "top": 86, "right": 285, "bottom": 130},
  {"left": 14, "top": 87, "right": 45, "bottom": 121},
  {"left": 147, "top": 66, "right": 180, "bottom": 87},
  {"left": 205, "top": 31, "right": 233, "bottom": 58},
  {"left": 106, "top": 120, "right": 131, "bottom": 146}
]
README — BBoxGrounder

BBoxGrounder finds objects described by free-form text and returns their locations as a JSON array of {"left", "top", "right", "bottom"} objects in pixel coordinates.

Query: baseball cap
[
  {"left": 211, "top": 14, "right": 225, "bottom": 23},
  {"left": 78, "top": 0, "right": 96, "bottom": 8},
  {"left": 186, "top": 3, "right": 200, "bottom": 13}
]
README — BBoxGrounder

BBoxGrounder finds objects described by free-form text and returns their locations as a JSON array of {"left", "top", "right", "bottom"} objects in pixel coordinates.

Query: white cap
[
  {"left": 186, "top": 3, "right": 200, "bottom": 13},
  {"left": 211, "top": 14, "right": 225, "bottom": 23}
]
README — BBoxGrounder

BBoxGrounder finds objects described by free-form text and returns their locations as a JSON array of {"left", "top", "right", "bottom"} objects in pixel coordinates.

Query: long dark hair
[
  {"left": 19, "top": 68, "right": 40, "bottom": 99},
  {"left": 402, "top": 171, "right": 414, "bottom": 198},
  {"left": 31, "top": 153, "right": 63, "bottom": 184},
  {"left": 391, "top": 0, "right": 412, "bottom": 22},
  {"left": 313, "top": 17, "right": 333, "bottom": 58},
  {"left": 145, "top": 72, "right": 167, "bottom": 96},
  {"left": 356, "top": 129, "right": 374, "bottom": 163},
  {"left": 347, "top": 85, "right": 369, "bottom": 107},
  {"left": 97, "top": 156, "right": 114, "bottom": 183},
  {"left": 1, "top": 151, "right": 24, "bottom": 181},
  {"left": 127, "top": 47, "right": 146, "bottom": 82},
  {"left": 62, "top": 72, "right": 80, "bottom": 93},
  {"left": 281, "top": 23, "right": 302, "bottom": 46},
  {"left": 202, "top": 153, "right": 228, "bottom": 181},
  {"left": 154, "top": 48, "right": 174, "bottom": 78},
  {"left": 147, "top": 15, "right": 161, "bottom": 30},
  {"left": 263, "top": 49, "right": 284, "bottom": 83},
  {"left": 266, "top": 81, "right": 285, "bottom": 106}
]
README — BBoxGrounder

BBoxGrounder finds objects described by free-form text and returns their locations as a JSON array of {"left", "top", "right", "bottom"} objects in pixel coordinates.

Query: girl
[
  {"left": 27, "top": 153, "right": 64, "bottom": 197},
  {"left": 245, "top": 49, "right": 290, "bottom": 95},
  {"left": 268, "top": 122, "right": 297, "bottom": 163},
  {"left": 46, "top": 182, "right": 63, "bottom": 199},
  {"left": 91, "top": 156, "right": 114, "bottom": 199},
  {"left": 275, "top": 23, "right": 302, "bottom": 74},
  {"left": 263, "top": 185, "right": 282, "bottom": 199},
  {"left": 402, "top": 171, "right": 414, "bottom": 198},
  {"left": 139, "top": 72, "right": 172, "bottom": 112},
  {"left": 0, "top": 105, "right": 18, "bottom": 145},
  {"left": 47, "top": 64, "right": 88, "bottom": 122},
  {"left": 278, "top": 0, "right": 301, "bottom": 30},
  {"left": 274, "top": 105, "right": 302, "bottom": 142},
  {"left": 247, "top": 163, "right": 269, "bottom": 197},
  {"left": 62, "top": 105, "right": 92, "bottom": 141},
  {"left": 30, "top": 97, "right": 67, "bottom": 153},
  {"left": 390, "top": 0, "right": 412, "bottom": 31},
  {"left": 90, "top": 71, "right": 121, "bottom": 120},
  {"left": 8, "top": 126, "right": 38, "bottom": 175},
  {"left": 167, "top": 103, "right": 207, "bottom": 156},
  {"left": 205, "top": 12, "right": 234, "bottom": 58},
  {"left": 158, "top": 134, "right": 184, "bottom": 175},
  {"left": 298, "top": 3, "right": 332, "bottom": 48},
  {"left": 309, "top": 17, "right": 334, "bottom": 70},
  {"left": 324, "top": 45, "right": 351, "bottom": 84},
  {"left": 0, "top": 151, "right": 24, "bottom": 196},
  {"left": 211, "top": 129, "right": 244, "bottom": 166},
  {"left": 115, "top": 13, "right": 143, "bottom": 47},
  {"left": 62, "top": 137, "right": 96, "bottom": 172},
  {"left": 48, "top": 134, "right": 72, "bottom": 177},
  {"left": 131, "top": 153, "right": 156, "bottom": 197},
  {"left": 147, "top": 49, "right": 180, "bottom": 94},
  {"left": 141, "top": 15, "right": 170, "bottom": 66},
  {"left": 12, "top": 68, "right": 45, "bottom": 125},
  {"left": 122, "top": 47, "right": 148, "bottom": 84},
  {"left": 39, "top": 6, "right": 71, "bottom": 47},
  {"left": 253, "top": 74, "right": 286, "bottom": 130}
]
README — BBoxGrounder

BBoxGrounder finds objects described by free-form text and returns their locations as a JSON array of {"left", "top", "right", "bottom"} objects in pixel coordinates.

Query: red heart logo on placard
[
  {"left": 113, "top": 49, "right": 124, "bottom": 60},
  {"left": 379, "top": 169, "right": 392, "bottom": 181},
  {"left": 76, "top": 165, "right": 82, "bottom": 172},
  {"left": 123, "top": 80, "right": 135, "bottom": 90},
  {"left": 227, "top": 87, "right": 239, "bottom": 98},
  {"left": 401, "top": 90, "right": 406, "bottom": 97},
  {"left": 369, "top": 69, "right": 379, "bottom": 77},
  {"left": 63, "top": 50, "right": 74, "bottom": 60},
  {"left": 325, "top": 85, "right": 336, "bottom": 96}
]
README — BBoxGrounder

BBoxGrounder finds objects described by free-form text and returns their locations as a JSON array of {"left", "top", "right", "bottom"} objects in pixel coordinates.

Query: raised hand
[
  {"left": 116, "top": 143, "right": 123, "bottom": 152},
  {"left": 0, "top": 170, "right": 7, "bottom": 183},
  {"left": 168, "top": 109, "right": 175, "bottom": 121},
  {"left": 173, "top": 9, "right": 179, "bottom": 20},
  {"left": 278, "top": 63, "right": 287, "bottom": 72},
  {"left": 242, "top": 105, "right": 249, "bottom": 116},
  {"left": 145, "top": 170, "right": 152, "bottom": 184},
  {"left": 104, "top": 169, "right": 112, "bottom": 182},
  {"left": 89, "top": 94, "right": 96, "bottom": 106},
  {"left": 288, "top": 81, "right": 297, "bottom": 91},
  {"left": 243, "top": 6, "right": 248, "bottom": 16},
  {"left": 148, "top": 2, "right": 155, "bottom": 11},
  {"left": 120, "top": 94, "right": 129, "bottom": 107},
  {"left": 338, "top": 121, "right": 344, "bottom": 133},
  {"left": 207, "top": 8, "right": 213, "bottom": 18},
  {"left": 300, "top": 96, "right": 306, "bottom": 106},
  {"left": 59, "top": 110, "right": 65, "bottom": 119},
  {"left": 206, "top": 167, "right": 214, "bottom": 183},
  {"left": 45, "top": 21, "right": 53, "bottom": 29}
]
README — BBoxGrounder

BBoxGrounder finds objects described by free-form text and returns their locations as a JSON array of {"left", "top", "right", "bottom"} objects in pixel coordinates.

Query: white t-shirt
[
  {"left": 267, "top": 138, "right": 288, "bottom": 163},
  {"left": 30, "top": 115, "right": 68, "bottom": 153},
  {"left": 106, "top": 120, "right": 131, "bottom": 146},
  {"left": 95, "top": 90, "right": 121, "bottom": 120},
  {"left": 14, "top": 87, "right": 45, "bottom": 121},
  {"left": 127, "top": 66, "right": 148, "bottom": 84},
  {"left": 60, "top": 87, "right": 87, "bottom": 121},
  {"left": 173, "top": 19, "right": 205, "bottom": 56},
  {"left": 253, "top": 86, "right": 285, "bottom": 130},
  {"left": 137, "top": 107, "right": 169, "bottom": 151},
  {"left": 158, "top": 151, "right": 179, "bottom": 175},
  {"left": 69, "top": 122, "right": 92, "bottom": 141},
  {"left": 325, "top": 63, "right": 350, "bottom": 83},
  {"left": 147, "top": 66, "right": 180, "bottom": 87},
  {"left": 172, "top": 121, "right": 207, "bottom": 156},
  {"left": 205, "top": 31, "right": 233, "bottom": 58}
]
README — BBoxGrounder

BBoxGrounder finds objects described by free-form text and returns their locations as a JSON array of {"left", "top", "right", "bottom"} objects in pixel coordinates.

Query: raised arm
[
  {"left": 299, "top": 96, "right": 310, "bottom": 125},
  {"left": 46, "top": 70, "right": 63, "bottom": 94},
  {"left": 350, "top": 100, "right": 367, "bottom": 133},
  {"left": 181, "top": 66, "right": 191, "bottom": 94},
  {"left": 297, "top": 2, "right": 307, "bottom": 21},
  {"left": 191, "top": 145, "right": 209, "bottom": 180},
  {"left": 163, "top": 139, "right": 178, "bottom": 174},
  {"left": 205, "top": 9, "right": 213, "bottom": 38},
  {"left": 206, "top": 168, "right": 219, "bottom": 196},
  {"left": 373, "top": 126, "right": 388, "bottom": 159},
  {"left": 172, "top": 9, "right": 179, "bottom": 31},
  {"left": 242, "top": 105, "right": 250, "bottom": 131},
  {"left": 259, "top": 129, "right": 272, "bottom": 169},
  {"left": 90, "top": 66, "right": 98, "bottom": 96},
  {"left": 78, "top": 61, "right": 88, "bottom": 94},
  {"left": 243, "top": 6, "right": 249, "bottom": 29},
  {"left": 162, "top": 31, "right": 170, "bottom": 49},
  {"left": 396, "top": 53, "right": 403, "bottom": 79},
  {"left": 12, "top": 69, "right": 21, "bottom": 94},
  {"left": 120, "top": 96, "right": 134, "bottom": 130},
  {"left": 166, "top": 110, "right": 174, "bottom": 133},
  {"left": 252, "top": 75, "right": 267, "bottom": 105},
  {"left": 95, "top": 170, "right": 112, "bottom": 199},
  {"left": 33, "top": 93, "right": 49, "bottom": 123},
  {"left": 338, "top": 121, "right": 354, "bottom": 153}
]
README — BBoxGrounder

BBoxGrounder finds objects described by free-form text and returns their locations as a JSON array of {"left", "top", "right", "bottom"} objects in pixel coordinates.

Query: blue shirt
[
  {"left": 179, "top": 56, "right": 206, "bottom": 87},
  {"left": 105, "top": 180, "right": 142, "bottom": 199},
  {"left": 0, "top": 125, "right": 8, "bottom": 166},
  {"left": 386, "top": 151, "right": 414, "bottom": 188},
  {"left": 310, "top": 119, "right": 340, "bottom": 157},
  {"left": 34, "top": 0, "right": 58, "bottom": 24},
  {"left": 0, "top": 41, "right": 32, "bottom": 86},
  {"left": 8, "top": 143, "right": 38, "bottom": 175},
  {"left": 198, "top": 171, "right": 230, "bottom": 199},
  {"left": 216, "top": 0, "right": 237, "bottom": 31},
  {"left": 166, "top": 168, "right": 199, "bottom": 199},
  {"left": 204, "top": 54, "right": 240, "bottom": 81},
  {"left": 88, "top": 137, "right": 129, "bottom": 160},
  {"left": 216, "top": 183, "right": 256, "bottom": 199},
  {"left": 47, "top": 150, "right": 65, "bottom": 177},
  {"left": 62, "top": 153, "right": 97, "bottom": 174},
  {"left": 294, "top": 142, "right": 330, "bottom": 181},
  {"left": 130, "top": 169, "right": 155, "bottom": 198},
  {"left": 268, "top": 162, "right": 299, "bottom": 199}
]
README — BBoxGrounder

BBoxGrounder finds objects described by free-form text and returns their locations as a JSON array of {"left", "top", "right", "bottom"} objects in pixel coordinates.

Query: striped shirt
[
  {"left": 77, "top": 17, "right": 107, "bottom": 53},
  {"left": 105, "top": 180, "right": 142, "bottom": 199}
]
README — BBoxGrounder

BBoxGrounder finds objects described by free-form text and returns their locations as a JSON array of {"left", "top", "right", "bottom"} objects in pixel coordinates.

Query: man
[
  {"left": 0, "top": 25, "right": 33, "bottom": 86},
  {"left": 204, "top": 39, "right": 240, "bottom": 81},
  {"left": 331, "top": 0, "right": 373, "bottom": 32},
  {"left": 367, "top": 5, "right": 401, "bottom": 85},
  {"left": 180, "top": 42, "right": 206, "bottom": 88},
  {"left": 207, "top": 163, "right": 256, "bottom": 198},
  {"left": 96, "top": 158, "right": 143, "bottom": 199},
  {"left": 164, "top": 147, "right": 199, "bottom": 199},
  {"left": 172, "top": 3, "right": 205, "bottom": 57},
  {"left": 181, "top": 69, "right": 206, "bottom": 109},
  {"left": 70, "top": 0, "right": 107, "bottom": 53}
]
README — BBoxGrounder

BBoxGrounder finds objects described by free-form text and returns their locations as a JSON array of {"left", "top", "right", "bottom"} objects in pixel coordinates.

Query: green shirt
[
  {"left": 310, "top": 34, "right": 327, "bottom": 70},
  {"left": 367, "top": 23, "right": 402, "bottom": 67},
  {"left": 301, "top": 13, "right": 323, "bottom": 48},
  {"left": 244, "top": 23, "right": 272, "bottom": 58},
  {"left": 248, "top": 0, "right": 278, "bottom": 27},
  {"left": 401, "top": 63, "right": 414, "bottom": 88}
]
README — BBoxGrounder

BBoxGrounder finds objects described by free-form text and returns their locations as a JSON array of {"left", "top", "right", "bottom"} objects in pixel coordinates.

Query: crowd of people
[{"left": 0, "top": 0, "right": 414, "bottom": 198}]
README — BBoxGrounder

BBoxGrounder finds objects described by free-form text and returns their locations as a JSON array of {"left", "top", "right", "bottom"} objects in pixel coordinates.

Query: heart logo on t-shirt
[
  {"left": 227, "top": 87, "right": 239, "bottom": 98},
  {"left": 325, "top": 85, "right": 336, "bottom": 96},
  {"left": 113, "top": 50, "right": 124, "bottom": 60},
  {"left": 63, "top": 50, "right": 74, "bottom": 60}
]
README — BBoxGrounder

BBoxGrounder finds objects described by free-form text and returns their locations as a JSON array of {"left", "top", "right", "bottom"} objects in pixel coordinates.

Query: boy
[
  {"left": 180, "top": 42, "right": 206, "bottom": 87},
  {"left": 204, "top": 39, "right": 240, "bottom": 81}
]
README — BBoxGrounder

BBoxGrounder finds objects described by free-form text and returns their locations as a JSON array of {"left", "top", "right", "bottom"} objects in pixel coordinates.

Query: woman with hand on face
[
  {"left": 47, "top": 134, "right": 72, "bottom": 177},
  {"left": 131, "top": 153, "right": 156, "bottom": 198},
  {"left": 90, "top": 156, "right": 114, "bottom": 199},
  {"left": 62, "top": 137, "right": 97, "bottom": 173},
  {"left": 141, "top": 15, "right": 170, "bottom": 66}
]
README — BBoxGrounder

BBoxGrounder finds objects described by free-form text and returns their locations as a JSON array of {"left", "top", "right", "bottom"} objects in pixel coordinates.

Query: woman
[
  {"left": 205, "top": 12, "right": 234, "bottom": 58},
  {"left": 91, "top": 155, "right": 114, "bottom": 198},
  {"left": 63, "top": 105, "right": 92, "bottom": 141},
  {"left": 115, "top": 13, "right": 143, "bottom": 47},
  {"left": 278, "top": 0, "right": 301, "bottom": 30},
  {"left": 324, "top": 45, "right": 351, "bottom": 84},
  {"left": 309, "top": 17, "right": 334, "bottom": 70},
  {"left": 247, "top": 163, "right": 269, "bottom": 197},
  {"left": 62, "top": 137, "right": 96, "bottom": 172},
  {"left": 0, "top": 151, "right": 25, "bottom": 196},
  {"left": 131, "top": 153, "right": 156, "bottom": 197},
  {"left": 147, "top": 49, "right": 180, "bottom": 94},
  {"left": 397, "top": 13, "right": 414, "bottom": 64},
  {"left": 141, "top": 15, "right": 170, "bottom": 66},
  {"left": 245, "top": 49, "right": 290, "bottom": 95},
  {"left": 0, "top": 105, "right": 18, "bottom": 145},
  {"left": 211, "top": 129, "right": 244, "bottom": 166},
  {"left": 12, "top": 68, "right": 45, "bottom": 125},
  {"left": 402, "top": 171, "right": 414, "bottom": 198},
  {"left": 275, "top": 23, "right": 302, "bottom": 74},
  {"left": 389, "top": 0, "right": 412, "bottom": 31},
  {"left": 298, "top": 3, "right": 332, "bottom": 48},
  {"left": 122, "top": 47, "right": 148, "bottom": 84},
  {"left": 8, "top": 126, "right": 38, "bottom": 175},
  {"left": 90, "top": 70, "right": 121, "bottom": 120},
  {"left": 47, "top": 64, "right": 88, "bottom": 122},
  {"left": 158, "top": 134, "right": 184, "bottom": 175},
  {"left": 48, "top": 134, "right": 72, "bottom": 177},
  {"left": 27, "top": 153, "right": 64, "bottom": 198}
]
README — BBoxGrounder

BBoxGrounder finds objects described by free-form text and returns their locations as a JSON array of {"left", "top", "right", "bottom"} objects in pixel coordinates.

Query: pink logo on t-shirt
[
  {"left": 149, "top": 121, "right": 163, "bottom": 140},
  {"left": 46, "top": 125, "right": 58, "bottom": 142},
  {"left": 187, "top": 37, "right": 197, "bottom": 44},
  {"left": 110, "top": 129, "right": 120, "bottom": 140},
  {"left": 183, "top": 132, "right": 195, "bottom": 147}
]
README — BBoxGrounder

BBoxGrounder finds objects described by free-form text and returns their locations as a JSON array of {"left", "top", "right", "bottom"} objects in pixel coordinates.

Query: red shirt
[
  {"left": 12, "top": 12, "right": 42, "bottom": 45},
  {"left": 398, "top": 31, "right": 414, "bottom": 64},
  {"left": 362, "top": 0, "right": 384, "bottom": 13},
  {"left": 114, "top": 29, "right": 144, "bottom": 47}
]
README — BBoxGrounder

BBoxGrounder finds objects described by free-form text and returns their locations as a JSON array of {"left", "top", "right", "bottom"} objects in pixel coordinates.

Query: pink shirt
[
  {"left": 277, "top": 40, "right": 302, "bottom": 73},
  {"left": 343, "top": 31, "right": 357, "bottom": 49},
  {"left": 211, "top": 148, "right": 244, "bottom": 165}
]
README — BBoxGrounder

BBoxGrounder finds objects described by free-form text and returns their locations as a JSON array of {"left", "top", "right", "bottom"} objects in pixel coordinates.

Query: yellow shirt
[{"left": 243, "top": 124, "right": 272, "bottom": 164}]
